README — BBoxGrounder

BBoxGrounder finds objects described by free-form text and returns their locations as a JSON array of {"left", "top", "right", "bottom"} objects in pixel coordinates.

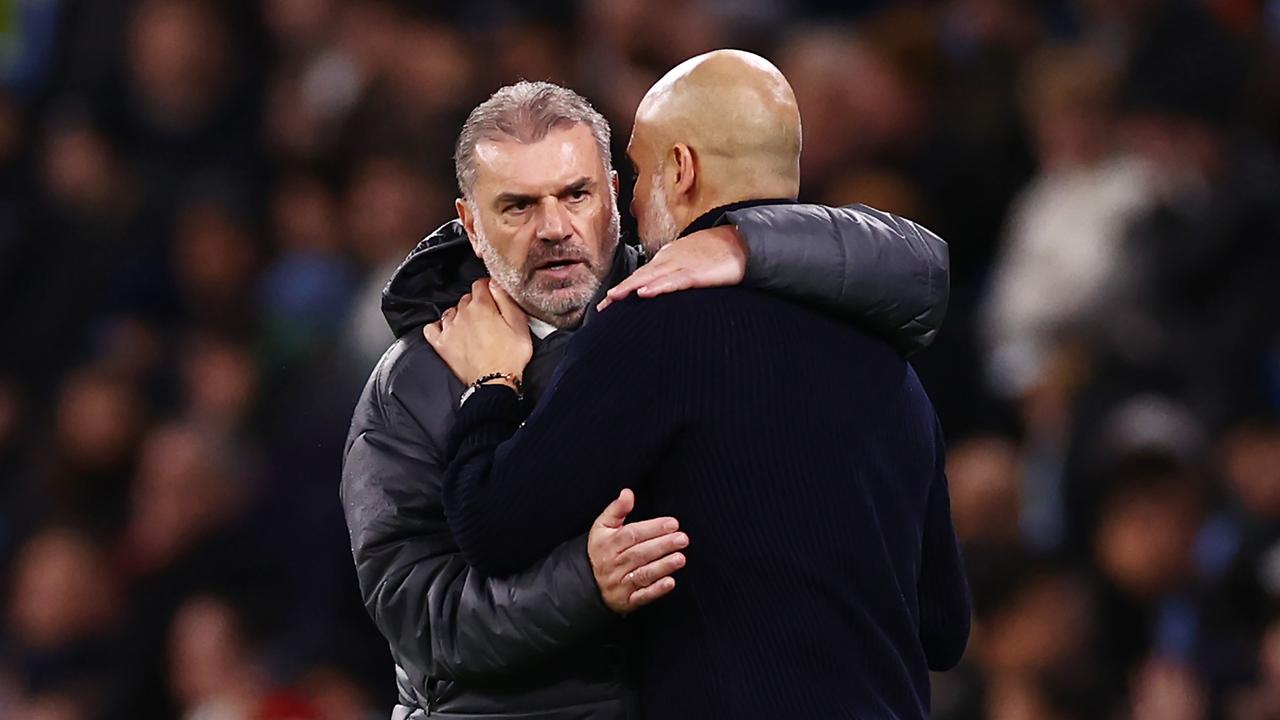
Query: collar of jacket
[
  {"left": 381, "top": 219, "right": 484, "bottom": 338},
  {"left": 678, "top": 197, "right": 798, "bottom": 238}
]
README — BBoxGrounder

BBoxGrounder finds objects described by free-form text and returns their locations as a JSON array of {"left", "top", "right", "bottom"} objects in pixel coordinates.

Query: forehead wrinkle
[{"left": 472, "top": 126, "right": 606, "bottom": 201}]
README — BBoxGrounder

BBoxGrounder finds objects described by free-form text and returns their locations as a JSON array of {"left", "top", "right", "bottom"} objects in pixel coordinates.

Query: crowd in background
[{"left": 1, "top": 0, "right": 1279, "bottom": 718}]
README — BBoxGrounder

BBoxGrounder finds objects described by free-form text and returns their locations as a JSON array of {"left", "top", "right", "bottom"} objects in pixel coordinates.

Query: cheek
[
  {"left": 573, "top": 198, "right": 613, "bottom": 256},
  {"left": 486, "top": 223, "right": 532, "bottom": 266},
  {"left": 631, "top": 184, "right": 648, "bottom": 220}
]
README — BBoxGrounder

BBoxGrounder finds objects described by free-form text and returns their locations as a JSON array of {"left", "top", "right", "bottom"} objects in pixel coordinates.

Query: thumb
[
  {"left": 423, "top": 322, "right": 441, "bottom": 345},
  {"left": 594, "top": 488, "right": 635, "bottom": 529},
  {"left": 490, "top": 283, "right": 529, "bottom": 327}
]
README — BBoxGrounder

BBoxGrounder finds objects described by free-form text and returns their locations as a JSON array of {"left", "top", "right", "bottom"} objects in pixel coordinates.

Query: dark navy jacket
[{"left": 445, "top": 287, "right": 971, "bottom": 718}]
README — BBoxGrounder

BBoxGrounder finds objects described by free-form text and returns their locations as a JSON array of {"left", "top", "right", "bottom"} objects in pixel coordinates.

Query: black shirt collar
[{"left": 678, "top": 198, "right": 798, "bottom": 238}]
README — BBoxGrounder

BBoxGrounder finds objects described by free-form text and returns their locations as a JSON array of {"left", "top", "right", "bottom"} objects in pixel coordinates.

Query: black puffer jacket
[{"left": 341, "top": 204, "right": 949, "bottom": 719}]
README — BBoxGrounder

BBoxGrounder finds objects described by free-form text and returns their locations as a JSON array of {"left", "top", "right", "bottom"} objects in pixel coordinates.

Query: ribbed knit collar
[{"left": 677, "top": 197, "right": 798, "bottom": 238}]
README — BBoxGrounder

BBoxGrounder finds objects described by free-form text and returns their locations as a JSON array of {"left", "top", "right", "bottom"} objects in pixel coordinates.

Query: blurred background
[{"left": 0, "top": 0, "right": 1278, "bottom": 718}]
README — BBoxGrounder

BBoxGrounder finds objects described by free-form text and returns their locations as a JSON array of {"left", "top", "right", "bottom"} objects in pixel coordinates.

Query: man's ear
[
  {"left": 456, "top": 198, "right": 482, "bottom": 253},
  {"left": 671, "top": 143, "right": 696, "bottom": 200}
]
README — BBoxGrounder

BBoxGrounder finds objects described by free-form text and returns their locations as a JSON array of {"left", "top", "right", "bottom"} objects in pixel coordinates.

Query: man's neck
[
  {"left": 678, "top": 196, "right": 798, "bottom": 238},
  {"left": 527, "top": 304, "right": 587, "bottom": 332}
]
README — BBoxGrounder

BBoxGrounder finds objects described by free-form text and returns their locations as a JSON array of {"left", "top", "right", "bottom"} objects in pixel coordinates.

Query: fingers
[
  {"left": 422, "top": 321, "right": 441, "bottom": 345},
  {"left": 597, "top": 227, "right": 747, "bottom": 311},
  {"left": 634, "top": 270, "right": 691, "bottom": 298},
  {"left": 471, "top": 279, "right": 495, "bottom": 307},
  {"left": 627, "top": 577, "right": 676, "bottom": 609},
  {"left": 612, "top": 516, "right": 679, "bottom": 553},
  {"left": 599, "top": 263, "right": 661, "bottom": 311},
  {"left": 617, "top": 530, "right": 688, "bottom": 570},
  {"left": 626, "top": 551, "right": 686, "bottom": 589},
  {"left": 594, "top": 489, "right": 635, "bottom": 530}
]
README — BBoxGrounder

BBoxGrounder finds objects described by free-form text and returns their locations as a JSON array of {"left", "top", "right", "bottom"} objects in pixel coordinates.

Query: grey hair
[{"left": 454, "top": 81, "right": 613, "bottom": 199}]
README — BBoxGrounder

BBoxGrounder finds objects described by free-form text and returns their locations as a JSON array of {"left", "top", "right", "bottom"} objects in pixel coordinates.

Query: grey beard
[
  {"left": 639, "top": 173, "right": 680, "bottom": 257},
  {"left": 472, "top": 199, "right": 620, "bottom": 328}
]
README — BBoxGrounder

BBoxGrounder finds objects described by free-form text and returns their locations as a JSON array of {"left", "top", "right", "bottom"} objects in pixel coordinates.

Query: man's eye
[
  {"left": 506, "top": 201, "right": 532, "bottom": 214},
  {"left": 568, "top": 190, "right": 589, "bottom": 203}
]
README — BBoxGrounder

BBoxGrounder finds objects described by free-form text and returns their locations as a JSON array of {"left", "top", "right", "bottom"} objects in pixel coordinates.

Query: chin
[{"left": 524, "top": 282, "right": 598, "bottom": 322}]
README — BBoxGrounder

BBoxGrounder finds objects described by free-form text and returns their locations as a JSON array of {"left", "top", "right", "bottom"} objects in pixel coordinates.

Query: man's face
[
  {"left": 627, "top": 123, "right": 681, "bottom": 257},
  {"left": 460, "top": 123, "right": 619, "bottom": 327}
]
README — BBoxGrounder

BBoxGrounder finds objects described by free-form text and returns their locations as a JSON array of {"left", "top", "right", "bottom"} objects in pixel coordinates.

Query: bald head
[{"left": 628, "top": 50, "right": 802, "bottom": 251}]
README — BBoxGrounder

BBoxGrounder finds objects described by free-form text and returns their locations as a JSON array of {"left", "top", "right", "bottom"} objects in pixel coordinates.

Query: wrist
[
  {"left": 480, "top": 376, "right": 521, "bottom": 393},
  {"left": 459, "top": 371, "right": 523, "bottom": 406},
  {"left": 471, "top": 371, "right": 523, "bottom": 395},
  {"left": 716, "top": 224, "right": 749, "bottom": 283},
  {"left": 718, "top": 215, "right": 763, "bottom": 281},
  {"left": 725, "top": 224, "right": 748, "bottom": 260}
]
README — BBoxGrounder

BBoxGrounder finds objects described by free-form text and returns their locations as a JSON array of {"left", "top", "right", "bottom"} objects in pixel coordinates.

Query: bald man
[{"left": 430, "top": 51, "right": 971, "bottom": 719}]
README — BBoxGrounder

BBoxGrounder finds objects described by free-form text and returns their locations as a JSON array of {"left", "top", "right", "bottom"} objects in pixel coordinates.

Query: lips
[{"left": 533, "top": 258, "right": 586, "bottom": 272}]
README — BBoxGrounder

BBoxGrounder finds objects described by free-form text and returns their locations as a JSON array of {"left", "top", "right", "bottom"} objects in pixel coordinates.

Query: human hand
[
  {"left": 597, "top": 225, "right": 747, "bottom": 311},
  {"left": 424, "top": 279, "right": 532, "bottom": 386},
  {"left": 588, "top": 489, "right": 688, "bottom": 614}
]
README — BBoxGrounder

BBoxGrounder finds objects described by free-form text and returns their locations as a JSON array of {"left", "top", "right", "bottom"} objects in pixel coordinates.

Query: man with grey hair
[
  {"left": 342, "top": 78, "right": 951, "bottom": 719},
  {"left": 452, "top": 81, "right": 623, "bottom": 330}
]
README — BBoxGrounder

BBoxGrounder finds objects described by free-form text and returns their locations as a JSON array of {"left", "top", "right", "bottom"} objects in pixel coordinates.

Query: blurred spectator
[
  {"left": 1130, "top": 656, "right": 1209, "bottom": 720},
  {"left": 341, "top": 155, "right": 444, "bottom": 372},
  {"left": 35, "top": 367, "right": 147, "bottom": 538},
  {"left": 258, "top": 176, "right": 357, "bottom": 368},
  {"left": 946, "top": 434, "right": 1023, "bottom": 550},
  {"left": 777, "top": 27, "right": 917, "bottom": 193},
  {"left": 1199, "top": 421, "right": 1280, "bottom": 693},
  {"left": 982, "top": 43, "right": 1153, "bottom": 402},
  {"left": 957, "top": 553, "right": 1104, "bottom": 720},
  {"left": 179, "top": 333, "right": 260, "bottom": 435},
  {"left": 1096, "top": 1, "right": 1280, "bottom": 427},
  {"left": 172, "top": 199, "right": 260, "bottom": 331},
  {"left": 1080, "top": 398, "right": 1216, "bottom": 703},
  {"left": 1, "top": 529, "right": 119, "bottom": 718},
  {"left": 2, "top": 109, "right": 142, "bottom": 390},
  {"left": 108, "top": 422, "right": 280, "bottom": 718},
  {"left": 121, "top": 423, "right": 251, "bottom": 577},
  {"left": 125, "top": 0, "right": 234, "bottom": 134},
  {"left": 1228, "top": 612, "right": 1280, "bottom": 719},
  {"left": 168, "top": 596, "right": 319, "bottom": 720}
]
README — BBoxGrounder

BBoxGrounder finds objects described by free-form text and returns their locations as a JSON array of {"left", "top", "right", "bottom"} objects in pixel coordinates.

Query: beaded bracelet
[{"left": 468, "top": 372, "right": 524, "bottom": 401}]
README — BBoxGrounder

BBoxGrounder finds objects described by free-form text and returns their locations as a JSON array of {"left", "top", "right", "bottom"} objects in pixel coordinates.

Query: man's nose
[{"left": 535, "top": 197, "right": 572, "bottom": 242}]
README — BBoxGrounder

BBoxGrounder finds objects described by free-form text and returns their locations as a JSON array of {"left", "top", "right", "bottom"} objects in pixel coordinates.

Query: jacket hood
[{"left": 381, "top": 220, "right": 488, "bottom": 338}]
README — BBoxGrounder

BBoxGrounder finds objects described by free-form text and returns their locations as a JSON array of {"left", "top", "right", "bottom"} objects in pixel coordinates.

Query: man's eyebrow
[
  {"left": 493, "top": 177, "right": 595, "bottom": 208},
  {"left": 494, "top": 191, "right": 538, "bottom": 208},
  {"left": 557, "top": 177, "right": 594, "bottom": 197}
]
